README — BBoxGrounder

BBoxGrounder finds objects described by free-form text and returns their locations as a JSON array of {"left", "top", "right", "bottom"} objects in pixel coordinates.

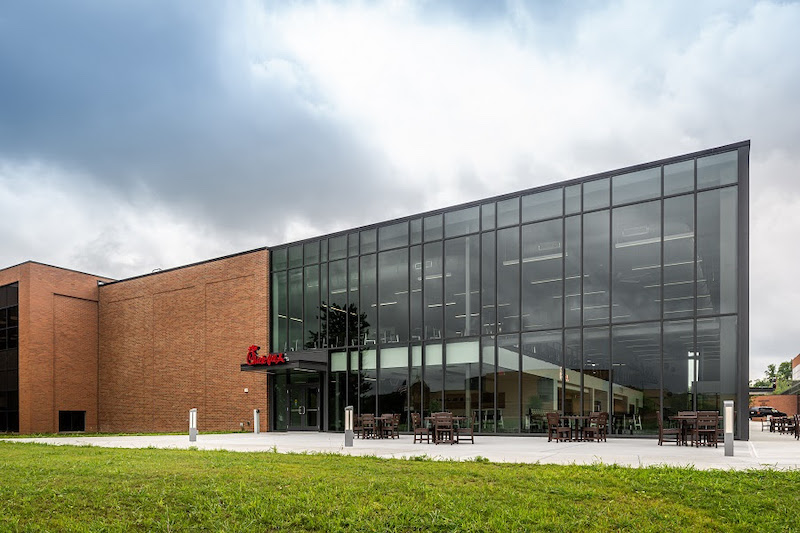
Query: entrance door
[{"left": 287, "top": 383, "right": 320, "bottom": 431}]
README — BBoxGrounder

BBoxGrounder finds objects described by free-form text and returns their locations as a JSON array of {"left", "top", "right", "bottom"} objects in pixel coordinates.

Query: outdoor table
[
  {"left": 669, "top": 415, "right": 698, "bottom": 446},
  {"left": 561, "top": 415, "right": 591, "bottom": 441}
]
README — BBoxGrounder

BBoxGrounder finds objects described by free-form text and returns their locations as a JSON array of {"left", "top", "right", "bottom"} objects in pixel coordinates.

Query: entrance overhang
[{"left": 240, "top": 349, "right": 327, "bottom": 374}]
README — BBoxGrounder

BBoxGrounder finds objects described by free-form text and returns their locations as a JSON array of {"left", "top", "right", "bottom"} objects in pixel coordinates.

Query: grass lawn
[{"left": 1, "top": 441, "right": 798, "bottom": 532}]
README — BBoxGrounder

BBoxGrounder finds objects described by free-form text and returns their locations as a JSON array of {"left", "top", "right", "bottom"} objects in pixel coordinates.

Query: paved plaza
[{"left": 4, "top": 422, "right": 798, "bottom": 470}]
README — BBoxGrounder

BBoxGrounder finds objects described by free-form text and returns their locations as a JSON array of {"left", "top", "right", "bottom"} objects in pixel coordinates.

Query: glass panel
[
  {"left": 480, "top": 337, "right": 496, "bottom": 432},
  {"left": 360, "top": 255, "right": 377, "bottom": 345},
  {"left": 287, "top": 268, "right": 303, "bottom": 351},
  {"left": 583, "top": 327, "right": 610, "bottom": 417},
  {"left": 320, "top": 239, "right": 328, "bottom": 262},
  {"left": 410, "top": 218, "right": 422, "bottom": 245},
  {"left": 612, "top": 167, "right": 660, "bottom": 205},
  {"left": 423, "top": 242, "right": 443, "bottom": 340},
  {"left": 378, "top": 221, "right": 408, "bottom": 251},
  {"left": 273, "top": 373, "right": 288, "bottom": 431},
  {"left": 481, "top": 232, "right": 496, "bottom": 335},
  {"left": 424, "top": 344, "right": 443, "bottom": 414},
  {"left": 410, "top": 246, "right": 423, "bottom": 341},
  {"left": 583, "top": 210, "right": 610, "bottom": 325},
  {"left": 304, "top": 241, "right": 319, "bottom": 264},
  {"left": 663, "top": 195, "right": 695, "bottom": 319},
  {"left": 360, "top": 229, "right": 377, "bottom": 254},
  {"left": 327, "top": 260, "right": 348, "bottom": 348},
  {"left": 697, "top": 150, "right": 738, "bottom": 189},
  {"left": 349, "top": 350, "right": 360, "bottom": 413},
  {"left": 496, "top": 334, "right": 520, "bottom": 432},
  {"left": 521, "top": 330, "right": 562, "bottom": 434},
  {"left": 497, "top": 227, "right": 520, "bottom": 333},
  {"left": 564, "top": 216, "right": 582, "bottom": 327},
  {"left": 444, "top": 340, "right": 479, "bottom": 421},
  {"left": 319, "top": 263, "right": 327, "bottom": 347},
  {"left": 664, "top": 160, "right": 694, "bottom": 196},
  {"left": 348, "top": 258, "right": 360, "bottom": 346},
  {"left": 271, "top": 272, "right": 287, "bottom": 353},
  {"left": 424, "top": 214, "right": 443, "bottom": 241},
  {"left": 583, "top": 178, "right": 609, "bottom": 211},
  {"left": 444, "top": 236, "right": 480, "bottom": 338},
  {"left": 696, "top": 316, "right": 737, "bottom": 414},
  {"left": 612, "top": 201, "right": 661, "bottom": 322},
  {"left": 481, "top": 203, "right": 495, "bottom": 231},
  {"left": 329, "top": 235, "right": 347, "bottom": 261},
  {"left": 410, "top": 346, "right": 423, "bottom": 416},
  {"left": 348, "top": 233, "right": 359, "bottom": 257},
  {"left": 378, "top": 249, "right": 409, "bottom": 343},
  {"left": 379, "top": 346, "right": 408, "bottom": 427},
  {"left": 303, "top": 265, "right": 320, "bottom": 349},
  {"left": 663, "top": 320, "right": 694, "bottom": 416},
  {"left": 521, "top": 219, "right": 563, "bottom": 330},
  {"left": 564, "top": 329, "right": 586, "bottom": 414},
  {"left": 444, "top": 206, "right": 480, "bottom": 238},
  {"left": 360, "top": 349, "right": 377, "bottom": 415},
  {"left": 611, "top": 323, "right": 660, "bottom": 434},
  {"left": 272, "top": 248, "right": 287, "bottom": 271},
  {"left": 565, "top": 184, "right": 581, "bottom": 215},
  {"left": 697, "top": 187, "right": 737, "bottom": 315},
  {"left": 522, "top": 188, "right": 562, "bottom": 223},
  {"left": 496, "top": 197, "right": 519, "bottom": 228},
  {"left": 288, "top": 245, "right": 303, "bottom": 269}
]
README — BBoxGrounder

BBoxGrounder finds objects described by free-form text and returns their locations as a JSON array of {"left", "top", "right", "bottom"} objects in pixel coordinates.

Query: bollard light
[
  {"left": 724, "top": 400, "right": 734, "bottom": 456},
  {"left": 344, "top": 406, "right": 354, "bottom": 447},
  {"left": 189, "top": 408, "right": 198, "bottom": 442},
  {"left": 254, "top": 408, "right": 261, "bottom": 434}
]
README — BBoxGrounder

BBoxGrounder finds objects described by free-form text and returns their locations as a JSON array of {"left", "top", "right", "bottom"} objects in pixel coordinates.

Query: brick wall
[
  {"left": 0, "top": 262, "right": 111, "bottom": 433},
  {"left": 750, "top": 395, "right": 799, "bottom": 416},
  {"left": 98, "top": 249, "right": 269, "bottom": 433}
]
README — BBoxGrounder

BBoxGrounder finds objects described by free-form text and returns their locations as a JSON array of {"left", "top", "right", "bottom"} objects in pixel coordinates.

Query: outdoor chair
[
  {"left": 546, "top": 412, "right": 571, "bottom": 442},
  {"left": 583, "top": 412, "right": 608, "bottom": 442},
  {"left": 656, "top": 411, "right": 681, "bottom": 445},
  {"left": 455, "top": 411, "right": 476, "bottom": 444},
  {"left": 411, "top": 412, "right": 430, "bottom": 444},
  {"left": 433, "top": 412, "right": 455, "bottom": 445},
  {"left": 361, "top": 414, "right": 376, "bottom": 439},
  {"left": 354, "top": 415, "right": 364, "bottom": 439},
  {"left": 693, "top": 413, "right": 719, "bottom": 447},
  {"left": 380, "top": 414, "right": 399, "bottom": 439}
]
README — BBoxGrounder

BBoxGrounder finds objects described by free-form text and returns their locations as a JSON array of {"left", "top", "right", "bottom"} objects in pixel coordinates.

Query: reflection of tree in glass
[{"left": 305, "top": 301, "right": 370, "bottom": 349}]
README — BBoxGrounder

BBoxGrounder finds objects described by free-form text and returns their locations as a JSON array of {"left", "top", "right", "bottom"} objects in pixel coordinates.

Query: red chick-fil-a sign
[{"left": 246, "top": 345, "right": 287, "bottom": 366}]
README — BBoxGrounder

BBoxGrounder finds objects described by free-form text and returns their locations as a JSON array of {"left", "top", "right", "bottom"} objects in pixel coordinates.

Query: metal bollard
[
  {"left": 724, "top": 400, "right": 734, "bottom": 456},
  {"left": 189, "top": 408, "right": 198, "bottom": 442},
  {"left": 344, "top": 406, "right": 354, "bottom": 447},
  {"left": 254, "top": 409, "right": 260, "bottom": 434}
]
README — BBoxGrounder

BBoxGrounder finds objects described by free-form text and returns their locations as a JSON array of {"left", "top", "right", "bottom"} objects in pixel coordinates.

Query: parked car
[{"left": 749, "top": 406, "right": 787, "bottom": 419}]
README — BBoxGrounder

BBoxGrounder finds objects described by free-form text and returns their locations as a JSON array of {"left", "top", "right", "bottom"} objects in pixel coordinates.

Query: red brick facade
[
  {"left": 750, "top": 395, "right": 799, "bottom": 416},
  {"left": 0, "top": 262, "right": 112, "bottom": 433},
  {"left": 97, "top": 249, "right": 270, "bottom": 433}
]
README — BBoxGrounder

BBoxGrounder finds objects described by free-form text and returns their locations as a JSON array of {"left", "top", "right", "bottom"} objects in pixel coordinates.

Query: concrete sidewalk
[{"left": 4, "top": 422, "right": 798, "bottom": 470}]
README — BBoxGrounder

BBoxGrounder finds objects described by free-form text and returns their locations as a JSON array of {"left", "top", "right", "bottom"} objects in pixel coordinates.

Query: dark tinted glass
[
  {"left": 481, "top": 232, "right": 496, "bottom": 335},
  {"left": 697, "top": 151, "right": 737, "bottom": 189},
  {"left": 304, "top": 241, "right": 319, "bottom": 264},
  {"left": 288, "top": 245, "right": 303, "bottom": 269},
  {"left": 612, "top": 200, "right": 661, "bottom": 322},
  {"left": 272, "top": 248, "right": 287, "bottom": 271},
  {"left": 611, "top": 323, "right": 660, "bottom": 432},
  {"left": 424, "top": 214, "right": 443, "bottom": 241},
  {"left": 378, "top": 221, "right": 408, "bottom": 250},
  {"left": 697, "top": 187, "right": 737, "bottom": 315},
  {"left": 497, "top": 197, "right": 519, "bottom": 227},
  {"left": 583, "top": 326, "right": 609, "bottom": 413},
  {"left": 612, "top": 167, "right": 660, "bottom": 205},
  {"left": 423, "top": 242, "right": 443, "bottom": 340},
  {"left": 378, "top": 248, "right": 409, "bottom": 343},
  {"left": 583, "top": 210, "right": 609, "bottom": 325},
  {"left": 444, "top": 236, "right": 480, "bottom": 337},
  {"left": 410, "top": 219, "right": 422, "bottom": 244},
  {"left": 497, "top": 227, "right": 520, "bottom": 332},
  {"left": 481, "top": 203, "right": 495, "bottom": 230},
  {"left": 360, "top": 229, "right": 377, "bottom": 254},
  {"left": 564, "top": 216, "right": 581, "bottom": 327},
  {"left": 663, "top": 320, "right": 694, "bottom": 415},
  {"left": 360, "top": 255, "right": 377, "bottom": 344},
  {"left": 444, "top": 206, "right": 479, "bottom": 238},
  {"left": 522, "top": 188, "right": 562, "bottom": 223},
  {"left": 663, "top": 195, "right": 695, "bottom": 319},
  {"left": 521, "top": 219, "right": 563, "bottom": 330},
  {"left": 664, "top": 160, "right": 694, "bottom": 195},
  {"left": 329, "top": 235, "right": 347, "bottom": 260},
  {"left": 565, "top": 184, "right": 581, "bottom": 215},
  {"left": 583, "top": 178, "right": 609, "bottom": 211}
]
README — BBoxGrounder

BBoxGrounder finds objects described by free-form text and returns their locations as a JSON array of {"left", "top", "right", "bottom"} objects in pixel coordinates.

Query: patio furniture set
[
  {"left": 657, "top": 411, "right": 723, "bottom": 447},
  {"left": 545, "top": 412, "right": 609, "bottom": 442}
]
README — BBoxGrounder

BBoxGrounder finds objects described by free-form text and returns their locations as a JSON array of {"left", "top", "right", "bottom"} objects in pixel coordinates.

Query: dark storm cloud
[{"left": 0, "top": 1, "right": 403, "bottom": 245}]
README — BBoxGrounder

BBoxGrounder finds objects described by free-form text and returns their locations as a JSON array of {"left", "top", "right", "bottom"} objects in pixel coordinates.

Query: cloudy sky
[{"left": 1, "top": 0, "right": 798, "bottom": 379}]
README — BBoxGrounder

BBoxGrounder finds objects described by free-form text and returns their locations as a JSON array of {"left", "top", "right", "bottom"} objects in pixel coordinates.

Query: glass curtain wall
[
  {"left": 271, "top": 144, "right": 746, "bottom": 437},
  {"left": 0, "top": 283, "right": 19, "bottom": 433}
]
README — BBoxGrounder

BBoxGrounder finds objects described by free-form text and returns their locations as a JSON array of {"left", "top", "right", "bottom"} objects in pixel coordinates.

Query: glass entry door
[{"left": 287, "top": 383, "right": 320, "bottom": 431}]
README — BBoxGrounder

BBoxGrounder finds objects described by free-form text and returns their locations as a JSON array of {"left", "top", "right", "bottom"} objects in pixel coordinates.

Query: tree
[{"left": 750, "top": 361, "right": 793, "bottom": 393}]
